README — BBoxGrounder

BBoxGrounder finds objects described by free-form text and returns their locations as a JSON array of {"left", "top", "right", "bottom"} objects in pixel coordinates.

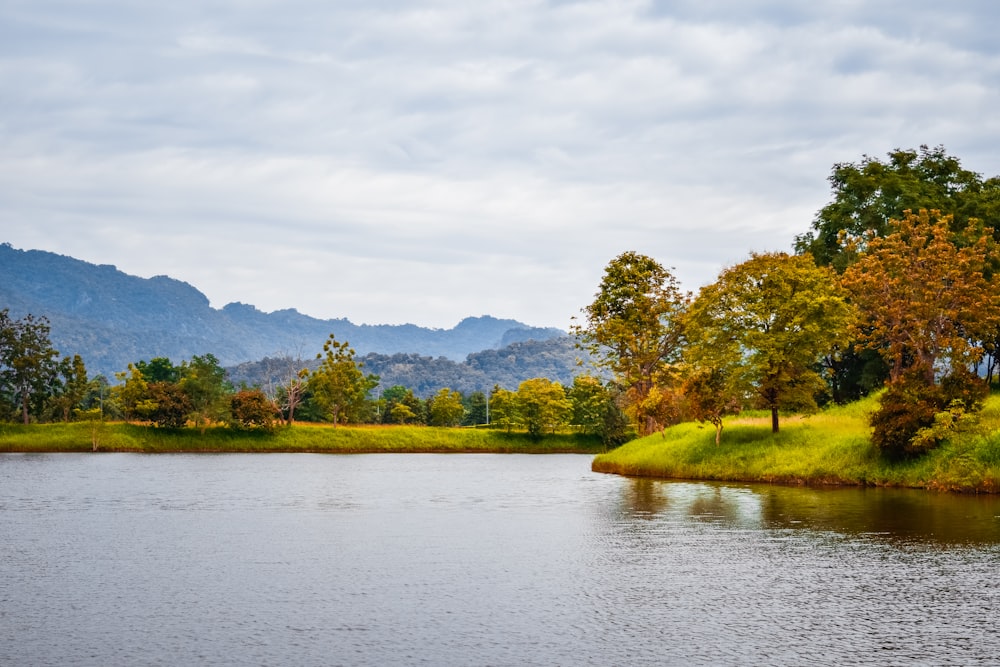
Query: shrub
[
  {"left": 230, "top": 389, "right": 279, "bottom": 432},
  {"left": 871, "top": 370, "right": 988, "bottom": 459}
]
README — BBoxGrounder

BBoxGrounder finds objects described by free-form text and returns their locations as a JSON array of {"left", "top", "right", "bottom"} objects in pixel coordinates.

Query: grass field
[
  {"left": 592, "top": 394, "right": 1000, "bottom": 493},
  {"left": 0, "top": 421, "right": 606, "bottom": 455}
]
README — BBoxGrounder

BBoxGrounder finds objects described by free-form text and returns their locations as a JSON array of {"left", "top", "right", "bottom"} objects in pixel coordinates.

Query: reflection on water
[
  {"left": 617, "top": 478, "right": 1000, "bottom": 545},
  {"left": 1, "top": 453, "right": 999, "bottom": 666}
]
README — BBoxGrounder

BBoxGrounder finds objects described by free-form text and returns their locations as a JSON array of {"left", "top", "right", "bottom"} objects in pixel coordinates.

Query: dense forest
[{"left": 4, "top": 145, "right": 1000, "bottom": 457}]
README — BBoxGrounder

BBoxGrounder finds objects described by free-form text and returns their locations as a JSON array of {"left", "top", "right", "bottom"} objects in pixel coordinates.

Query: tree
[
  {"left": 113, "top": 364, "right": 152, "bottom": 422},
  {"left": 180, "top": 353, "right": 231, "bottom": 429},
  {"left": 0, "top": 311, "right": 62, "bottom": 424},
  {"left": 569, "top": 374, "right": 632, "bottom": 447},
  {"left": 685, "top": 252, "right": 854, "bottom": 433},
  {"left": 308, "top": 334, "right": 379, "bottom": 426},
  {"left": 795, "top": 145, "right": 1000, "bottom": 271},
  {"left": 516, "top": 378, "right": 571, "bottom": 438},
  {"left": 50, "top": 354, "right": 89, "bottom": 422},
  {"left": 841, "top": 210, "right": 1000, "bottom": 386},
  {"left": 135, "top": 357, "right": 181, "bottom": 384},
  {"left": 463, "top": 391, "right": 488, "bottom": 426},
  {"left": 488, "top": 386, "right": 518, "bottom": 432},
  {"left": 146, "top": 381, "right": 193, "bottom": 428},
  {"left": 230, "top": 388, "right": 280, "bottom": 432},
  {"left": 572, "top": 251, "right": 688, "bottom": 434},
  {"left": 427, "top": 388, "right": 465, "bottom": 427},
  {"left": 682, "top": 368, "right": 741, "bottom": 445},
  {"left": 381, "top": 385, "right": 424, "bottom": 425}
]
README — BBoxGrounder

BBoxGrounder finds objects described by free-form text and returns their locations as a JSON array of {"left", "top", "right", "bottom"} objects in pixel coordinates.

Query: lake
[{"left": 1, "top": 453, "right": 998, "bottom": 666}]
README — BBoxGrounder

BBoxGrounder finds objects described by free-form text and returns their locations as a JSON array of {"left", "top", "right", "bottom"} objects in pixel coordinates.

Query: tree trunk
[{"left": 771, "top": 406, "right": 779, "bottom": 433}]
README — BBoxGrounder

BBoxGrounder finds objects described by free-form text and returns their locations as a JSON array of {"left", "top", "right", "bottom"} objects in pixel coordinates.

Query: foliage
[
  {"left": 230, "top": 388, "right": 280, "bottom": 432},
  {"left": 426, "top": 388, "right": 465, "bottom": 427},
  {"left": 462, "top": 391, "right": 488, "bottom": 426},
  {"left": 308, "top": 334, "right": 379, "bottom": 425},
  {"left": 515, "top": 378, "right": 571, "bottom": 439},
  {"left": 50, "top": 354, "right": 90, "bottom": 422},
  {"left": 568, "top": 375, "right": 607, "bottom": 434},
  {"left": 795, "top": 145, "right": 1000, "bottom": 271},
  {"left": 113, "top": 364, "right": 150, "bottom": 421},
  {"left": 488, "top": 386, "right": 518, "bottom": 432},
  {"left": 841, "top": 210, "right": 1000, "bottom": 385},
  {"left": 682, "top": 368, "right": 742, "bottom": 445},
  {"left": 380, "top": 385, "right": 424, "bottom": 424},
  {"left": 180, "top": 353, "right": 231, "bottom": 429},
  {"left": 135, "top": 357, "right": 181, "bottom": 383},
  {"left": 0, "top": 310, "right": 63, "bottom": 424},
  {"left": 572, "top": 251, "right": 688, "bottom": 435},
  {"left": 870, "top": 369, "right": 989, "bottom": 459},
  {"left": 146, "top": 381, "right": 193, "bottom": 428},
  {"left": 685, "top": 252, "right": 854, "bottom": 433}
]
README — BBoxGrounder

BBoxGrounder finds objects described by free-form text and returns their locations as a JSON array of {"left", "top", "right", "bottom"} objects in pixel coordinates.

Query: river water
[{"left": 1, "top": 453, "right": 998, "bottom": 666}]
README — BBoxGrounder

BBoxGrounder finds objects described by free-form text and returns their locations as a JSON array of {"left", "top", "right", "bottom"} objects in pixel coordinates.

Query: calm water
[{"left": 1, "top": 453, "right": 999, "bottom": 666}]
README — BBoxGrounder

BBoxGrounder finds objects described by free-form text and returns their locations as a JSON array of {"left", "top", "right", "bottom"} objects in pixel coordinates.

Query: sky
[{"left": 3, "top": 1, "right": 1000, "bottom": 330}]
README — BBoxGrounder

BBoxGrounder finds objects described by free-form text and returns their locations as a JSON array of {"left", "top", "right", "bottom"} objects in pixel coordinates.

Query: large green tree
[
  {"left": 795, "top": 145, "right": 1000, "bottom": 271},
  {"left": 685, "top": 252, "right": 854, "bottom": 433},
  {"left": 308, "top": 334, "right": 379, "bottom": 426},
  {"left": 427, "top": 388, "right": 465, "bottom": 427},
  {"left": 0, "top": 311, "right": 62, "bottom": 424},
  {"left": 515, "top": 378, "right": 571, "bottom": 438},
  {"left": 180, "top": 353, "right": 231, "bottom": 429},
  {"left": 572, "top": 251, "right": 688, "bottom": 434}
]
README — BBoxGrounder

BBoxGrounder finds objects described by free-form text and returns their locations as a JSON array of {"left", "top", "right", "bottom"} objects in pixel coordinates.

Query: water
[{"left": 1, "top": 453, "right": 998, "bottom": 666}]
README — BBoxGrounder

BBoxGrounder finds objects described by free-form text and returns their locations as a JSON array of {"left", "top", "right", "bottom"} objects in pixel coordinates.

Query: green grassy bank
[
  {"left": 592, "top": 394, "right": 1000, "bottom": 493},
  {"left": 0, "top": 422, "right": 605, "bottom": 455}
]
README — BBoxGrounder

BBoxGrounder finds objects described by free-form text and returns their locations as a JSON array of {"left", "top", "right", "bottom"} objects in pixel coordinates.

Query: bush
[
  {"left": 870, "top": 370, "right": 988, "bottom": 459},
  {"left": 230, "top": 389, "right": 279, "bottom": 432}
]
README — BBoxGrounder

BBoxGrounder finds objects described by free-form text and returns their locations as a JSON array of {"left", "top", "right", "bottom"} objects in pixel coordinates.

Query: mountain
[
  {"left": 226, "top": 336, "right": 591, "bottom": 398},
  {"left": 0, "top": 243, "right": 566, "bottom": 378}
]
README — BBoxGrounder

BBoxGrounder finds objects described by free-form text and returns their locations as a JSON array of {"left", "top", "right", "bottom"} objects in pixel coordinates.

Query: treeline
[
  {"left": 0, "top": 317, "right": 626, "bottom": 443},
  {"left": 577, "top": 145, "right": 1000, "bottom": 459}
]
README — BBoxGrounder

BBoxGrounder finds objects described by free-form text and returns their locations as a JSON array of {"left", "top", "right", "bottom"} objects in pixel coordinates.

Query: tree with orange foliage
[{"left": 841, "top": 209, "right": 1000, "bottom": 385}]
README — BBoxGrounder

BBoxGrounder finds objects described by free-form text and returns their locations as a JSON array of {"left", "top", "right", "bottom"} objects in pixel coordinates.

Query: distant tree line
[{"left": 0, "top": 317, "right": 628, "bottom": 444}]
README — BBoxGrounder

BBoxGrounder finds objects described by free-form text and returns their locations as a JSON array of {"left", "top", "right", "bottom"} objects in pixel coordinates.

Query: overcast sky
[{"left": 3, "top": 1, "right": 999, "bottom": 330}]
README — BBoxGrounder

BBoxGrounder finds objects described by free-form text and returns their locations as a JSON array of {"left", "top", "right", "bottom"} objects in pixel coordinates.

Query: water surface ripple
[{"left": 1, "top": 453, "right": 998, "bottom": 666}]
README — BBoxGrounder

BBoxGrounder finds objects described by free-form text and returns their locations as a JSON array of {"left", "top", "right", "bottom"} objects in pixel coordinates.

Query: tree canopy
[
  {"left": 841, "top": 210, "right": 1000, "bottom": 385},
  {"left": 795, "top": 145, "right": 1000, "bottom": 270},
  {"left": 685, "top": 252, "right": 854, "bottom": 433},
  {"left": 308, "top": 334, "right": 379, "bottom": 426},
  {"left": 572, "top": 251, "right": 688, "bottom": 434}
]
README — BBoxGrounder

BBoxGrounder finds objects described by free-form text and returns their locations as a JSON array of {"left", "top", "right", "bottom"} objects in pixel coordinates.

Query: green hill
[{"left": 593, "top": 394, "right": 1000, "bottom": 493}]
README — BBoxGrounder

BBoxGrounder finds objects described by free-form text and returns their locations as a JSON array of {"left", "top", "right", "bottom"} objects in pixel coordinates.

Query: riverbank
[
  {"left": 592, "top": 394, "right": 1000, "bottom": 493},
  {"left": 0, "top": 422, "right": 605, "bottom": 454}
]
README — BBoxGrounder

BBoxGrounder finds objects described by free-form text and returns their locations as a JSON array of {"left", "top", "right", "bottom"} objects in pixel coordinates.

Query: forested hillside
[
  {"left": 226, "top": 336, "right": 591, "bottom": 398},
  {"left": 0, "top": 244, "right": 564, "bottom": 378}
]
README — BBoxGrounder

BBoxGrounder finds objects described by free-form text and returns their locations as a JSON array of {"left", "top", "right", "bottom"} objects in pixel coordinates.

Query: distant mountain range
[{"left": 0, "top": 243, "right": 572, "bottom": 385}]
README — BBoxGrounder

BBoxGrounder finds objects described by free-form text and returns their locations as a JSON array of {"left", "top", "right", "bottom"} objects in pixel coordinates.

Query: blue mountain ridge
[{"left": 0, "top": 243, "right": 566, "bottom": 380}]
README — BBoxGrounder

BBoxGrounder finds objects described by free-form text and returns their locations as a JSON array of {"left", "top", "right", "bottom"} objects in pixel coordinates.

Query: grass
[
  {"left": 592, "top": 394, "right": 1000, "bottom": 493},
  {"left": 0, "top": 421, "right": 606, "bottom": 455}
]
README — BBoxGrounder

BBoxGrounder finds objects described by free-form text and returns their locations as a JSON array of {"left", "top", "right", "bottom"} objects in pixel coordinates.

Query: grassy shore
[
  {"left": 592, "top": 394, "right": 1000, "bottom": 493},
  {"left": 0, "top": 421, "right": 606, "bottom": 455}
]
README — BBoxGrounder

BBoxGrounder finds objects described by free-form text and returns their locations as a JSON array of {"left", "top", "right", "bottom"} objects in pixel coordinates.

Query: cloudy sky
[{"left": 3, "top": 1, "right": 999, "bottom": 330}]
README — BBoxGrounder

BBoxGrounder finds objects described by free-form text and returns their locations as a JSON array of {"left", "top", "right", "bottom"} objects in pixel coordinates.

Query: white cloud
[{"left": 2, "top": 0, "right": 1000, "bottom": 329}]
